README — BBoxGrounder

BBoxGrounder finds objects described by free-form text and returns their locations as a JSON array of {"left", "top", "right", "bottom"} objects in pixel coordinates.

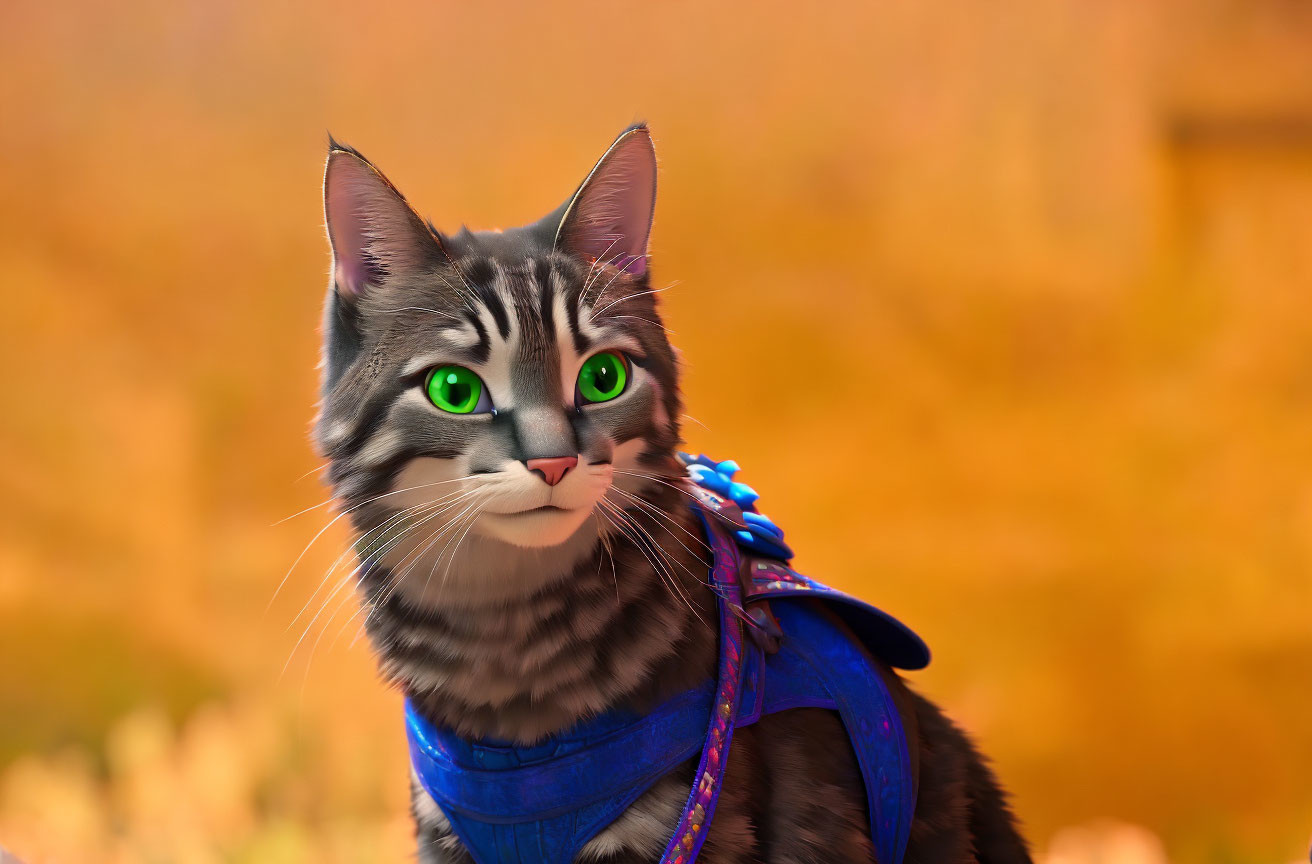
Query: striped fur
[{"left": 314, "top": 127, "right": 1032, "bottom": 862}]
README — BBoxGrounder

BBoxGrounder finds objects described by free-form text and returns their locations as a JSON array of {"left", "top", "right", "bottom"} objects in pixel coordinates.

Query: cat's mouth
[
  {"left": 476, "top": 502, "right": 595, "bottom": 548},
  {"left": 484, "top": 504, "right": 571, "bottom": 519},
  {"left": 480, "top": 503, "right": 584, "bottom": 526}
]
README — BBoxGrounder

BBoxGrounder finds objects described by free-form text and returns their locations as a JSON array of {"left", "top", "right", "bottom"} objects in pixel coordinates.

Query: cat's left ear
[
  {"left": 555, "top": 124, "right": 657, "bottom": 276},
  {"left": 323, "top": 139, "right": 444, "bottom": 301}
]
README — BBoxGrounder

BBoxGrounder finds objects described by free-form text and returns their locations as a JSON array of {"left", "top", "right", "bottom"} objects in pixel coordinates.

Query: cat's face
[{"left": 314, "top": 127, "right": 682, "bottom": 598}]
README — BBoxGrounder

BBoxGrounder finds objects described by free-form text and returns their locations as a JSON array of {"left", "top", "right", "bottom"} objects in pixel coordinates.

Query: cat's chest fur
[{"left": 361, "top": 499, "right": 717, "bottom": 746}]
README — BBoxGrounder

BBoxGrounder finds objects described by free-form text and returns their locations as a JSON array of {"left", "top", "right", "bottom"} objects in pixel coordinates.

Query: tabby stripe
[
  {"left": 536, "top": 258, "right": 556, "bottom": 341},
  {"left": 462, "top": 308, "right": 491, "bottom": 363},
  {"left": 565, "top": 281, "right": 591, "bottom": 356},
  {"left": 331, "top": 383, "right": 409, "bottom": 464},
  {"left": 468, "top": 259, "right": 512, "bottom": 340}
]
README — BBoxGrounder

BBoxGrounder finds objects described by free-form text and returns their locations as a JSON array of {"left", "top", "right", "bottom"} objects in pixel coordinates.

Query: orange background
[{"left": 2, "top": 2, "right": 1311, "bottom": 862}]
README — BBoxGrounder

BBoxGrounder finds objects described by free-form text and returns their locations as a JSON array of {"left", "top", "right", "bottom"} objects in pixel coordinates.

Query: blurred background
[{"left": 2, "top": 1, "right": 1311, "bottom": 862}]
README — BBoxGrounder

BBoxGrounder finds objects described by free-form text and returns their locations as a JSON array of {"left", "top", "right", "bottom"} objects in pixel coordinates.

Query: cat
[{"left": 313, "top": 124, "right": 1032, "bottom": 864}]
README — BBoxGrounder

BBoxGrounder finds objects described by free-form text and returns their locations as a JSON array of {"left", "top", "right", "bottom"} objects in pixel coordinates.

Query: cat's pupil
[
  {"left": 581, "top": 353, "right": 625, "bottom": 402},
  {"left": 443, "top": 374, "right": 471, "bottom": 406},
  {"left": 427, "top": 365, "right": 483, "bottom": 413}
]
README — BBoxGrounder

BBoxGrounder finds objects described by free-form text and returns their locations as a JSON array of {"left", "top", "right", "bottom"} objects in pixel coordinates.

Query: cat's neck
[{"left": 360, "top": 487, "right": 718, "bottom": 744}]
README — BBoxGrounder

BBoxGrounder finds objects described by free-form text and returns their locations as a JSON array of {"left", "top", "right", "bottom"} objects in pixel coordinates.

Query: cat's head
[{"left": 314, "top": 125, "right": 683, "bottom": 601}]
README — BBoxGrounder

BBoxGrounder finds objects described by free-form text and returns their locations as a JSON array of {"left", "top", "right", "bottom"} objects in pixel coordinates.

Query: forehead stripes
[
  {"left": 450, "top": 256, "right": 597, "bottom": 366},
  {"left": 463, "top": 258, "right": 512, "bottom": 341},
  {"left": 382, "top": 254, "right": 647, "bottom": 383}
]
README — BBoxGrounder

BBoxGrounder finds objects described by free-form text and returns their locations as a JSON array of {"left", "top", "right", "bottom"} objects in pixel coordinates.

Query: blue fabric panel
[{"left": 407, "top": 685, "right": 714, "bottom": 821}]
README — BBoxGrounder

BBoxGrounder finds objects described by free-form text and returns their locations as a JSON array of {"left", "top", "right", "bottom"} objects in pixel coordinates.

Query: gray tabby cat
[{"left": 314, "top": 124, "right": 1032, "bottom": 863}]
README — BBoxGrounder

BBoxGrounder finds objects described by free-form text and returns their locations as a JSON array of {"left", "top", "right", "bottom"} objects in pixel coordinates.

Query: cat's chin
[{"left": 475, "top": 504, "right": 595, "bottom": 549}]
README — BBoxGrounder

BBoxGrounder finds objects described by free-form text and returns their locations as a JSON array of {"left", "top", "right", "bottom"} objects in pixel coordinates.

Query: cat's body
[{"left": 314, "top": 125, "right": 1031, "bottom": 863}]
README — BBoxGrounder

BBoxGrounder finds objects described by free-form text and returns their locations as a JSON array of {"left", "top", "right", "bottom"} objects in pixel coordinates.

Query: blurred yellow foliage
[
  {"left": 1, "top": 0, "right": 1311, "bottom": 862},
  {"left": 0, "top": 702, "right": 411, "bottom": 863}
]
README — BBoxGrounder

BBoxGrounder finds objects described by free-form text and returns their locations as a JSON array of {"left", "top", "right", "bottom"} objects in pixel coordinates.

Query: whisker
[
  {"left": 592, "top": 280, "right": 678, "bottom": 319},
  {"left": 434, "top": 494, "right": 490, "bottom": 595},
  {"left": 372, "top": 306, "right": 462, "bottom": 321},
  {"left": 590, "top": 263, "right": 645, "bottom": 310},
  {"left": 366, "top": 489, "right": 490, "bottom": 618},
  {"left": 267, "top": 476, "right": 476, "bottom": 612},
  {"left": 599, "top": 501, "right": 709, "bottom": 631},
  {"left": 415, "top": 493, "right": 488, "bottom": 605},
  {"left": 601, "top": 497, "right": 710, "bottom": 585},
  {"left": 598, "top": 499, "right": 710, "bottom": 631},
  {"left": 284, "top": 504, "right": 424, "bottom": 634},
  {"left": 582, "top": 247, "right": 629, "bottom": 306},
  {"left": 302, "top": 488, "right": 482, "bottom": 677},
  {"left": 611, "top": 469, "right": 706, "bottom": 510},
  {"left": 294, "top": 462, "right": 329, "bottom": 483},
  {"left": 345, "top": 491, "right": 488, "bottom": 645},
  {"left": 373, "top": 489, "right": 485, "bottom": 591},
  {"left": 282, "top": 488, "right": 483, "bottom": 676},
  {"left": 432, "top": 255, "right": 481, "bottom": 315},
  {"left": 581, "top": 237, "right": 624, "bottom": 303},
  {"left": 284, "top": 490, "right": 470, "bottom": 632},
  {"left": 606, "top": 486, "right": 711, "bottom": 554},
  {"left": 605, "top": 314, "right": 676, "bottom": 335},
  {"left": 593, "top": 511, "right": 621, "bottom": 605},
  {"left": 273, "top": 475, "right": 471, "bottom": 527}
]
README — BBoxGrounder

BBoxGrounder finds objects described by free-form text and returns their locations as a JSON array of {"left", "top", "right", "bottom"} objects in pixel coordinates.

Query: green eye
[
  {"left": 425, "top": 365, "right": 485, "bottom": 414},
  {"left": 577, "top": 352, "right": 628, "bottom": 404}
]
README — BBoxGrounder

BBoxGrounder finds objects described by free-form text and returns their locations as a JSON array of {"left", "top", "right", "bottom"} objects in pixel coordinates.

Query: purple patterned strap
[{"left": 659, "top": 511, "right": 746, "bottom": 864}]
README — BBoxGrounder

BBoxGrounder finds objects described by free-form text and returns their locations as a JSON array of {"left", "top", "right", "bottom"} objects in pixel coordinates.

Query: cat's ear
[
  {"left": 323, "top": 139, "right": 444, "bottom": 300},
  {"left": 555, "top": 124, "right": 657, "bottom": 276}
]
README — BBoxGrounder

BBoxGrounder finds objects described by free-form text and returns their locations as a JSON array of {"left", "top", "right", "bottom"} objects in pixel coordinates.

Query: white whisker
[
  {"left": 593, "top": 281, "right": 677, "bottom": 319},
  {"left": 268, "top": 475, "right": 475, "bottom": 611}
]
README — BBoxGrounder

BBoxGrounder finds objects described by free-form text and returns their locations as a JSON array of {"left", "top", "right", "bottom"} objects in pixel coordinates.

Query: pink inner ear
[
  {"left": 324, "top": 150, "right": 436, "bottom": 299},
  {"left": 325, "top": 163, "right": 374, "bottom": 297},
  {"left": 611, "top": 253, "right": 647, "bottom": 277},
  {"left": 560, "top": 128, "right": 657, "bottom": 272},
  {"left": 333, "top": 259, "right": 368, "bottom": 297}
]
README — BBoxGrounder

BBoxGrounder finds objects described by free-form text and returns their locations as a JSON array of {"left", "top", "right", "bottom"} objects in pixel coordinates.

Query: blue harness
[{"left": 406, "top": 455, "right": 930, "bottom": 864}]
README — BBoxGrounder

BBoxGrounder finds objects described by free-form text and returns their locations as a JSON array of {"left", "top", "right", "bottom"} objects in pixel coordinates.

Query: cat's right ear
[
  {"left": 555, "top": 124, "right": 657, "bottom": 276},
  {"left": 323, "top": 139, "right": 443, "bottom": 301}
]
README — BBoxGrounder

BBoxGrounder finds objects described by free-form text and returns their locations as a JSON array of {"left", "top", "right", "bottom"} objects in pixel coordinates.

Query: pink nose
[{"left": 525, "top": 455, "right": 578, "bottom": 487}]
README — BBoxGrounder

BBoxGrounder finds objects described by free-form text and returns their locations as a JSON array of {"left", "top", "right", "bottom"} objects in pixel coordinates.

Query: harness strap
[
  {"left": 761, "top": 601, "right": 915, "bottom": 864},
  {"left": 657, "top": 509, "right": 747, "bottom": 864}
]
